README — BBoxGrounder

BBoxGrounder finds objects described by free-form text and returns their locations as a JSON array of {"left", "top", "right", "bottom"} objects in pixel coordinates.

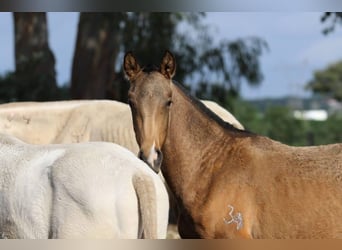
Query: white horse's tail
[{"left": 132, "top": 173, "right": 158, "bottom": 239}]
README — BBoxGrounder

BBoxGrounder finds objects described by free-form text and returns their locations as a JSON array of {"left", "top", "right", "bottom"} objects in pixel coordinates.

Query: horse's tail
[{"left": 132, "top": 172, "right": 168, "bottom": 239}]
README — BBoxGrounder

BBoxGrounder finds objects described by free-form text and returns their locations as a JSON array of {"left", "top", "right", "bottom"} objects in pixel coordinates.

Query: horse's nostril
[
  {"left": 155, "top": 149, "right": 163, "bottom": 165},
  {"left": 139, "top": 149, "right": 163, "bottom": 173}
]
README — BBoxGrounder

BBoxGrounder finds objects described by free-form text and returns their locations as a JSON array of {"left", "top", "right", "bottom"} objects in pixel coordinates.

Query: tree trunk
[
  {"left": 13, "top": 12, "right": 59, "bottom": 101},
  {"left": 71, "top": 13, "right": 123, "bottom": 100}
]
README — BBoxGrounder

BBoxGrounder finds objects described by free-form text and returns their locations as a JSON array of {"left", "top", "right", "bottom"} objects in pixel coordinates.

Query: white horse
[
  {"left": 0, "top": 133, "right": 169, "bottom": 239},
  {"left": 0, "top": 100, "right": 243, "bottom": 154}
]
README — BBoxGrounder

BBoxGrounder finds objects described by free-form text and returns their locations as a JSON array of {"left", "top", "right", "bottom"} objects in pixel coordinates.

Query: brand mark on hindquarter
[{"left": 223, "top": 205, "right": 243, "bottom": 230}]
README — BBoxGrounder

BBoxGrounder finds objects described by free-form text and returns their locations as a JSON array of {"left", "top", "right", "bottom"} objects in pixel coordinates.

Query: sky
[{"left": 1, "top": 12, "right": 342, "bottom": 100}]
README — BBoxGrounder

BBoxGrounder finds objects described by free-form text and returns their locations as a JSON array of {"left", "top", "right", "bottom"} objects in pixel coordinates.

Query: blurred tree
[
  {"left": 0, "top": 72, "right": 16, "bottom": 102},
  {"left": 71, "top": 13, "right": 207, "bottom": 101},
  {"left": 71, "top": 12, "right": 267, "bottom": 103},
  {"left": 309, "top": 114, "right": 342, "bottom": 145},
  {"left": 71, "top": 13, "right": 125, "bottom": 99},
  {"left": 230, "top": 98, "right": 263, "bottom": 133},
  {"left": 121, "top": 13, "right": 203, "bottom": 81},
  {"left": 305, "top": 60, "right": 342, "bottom": 101},
  {"left": 195, "top": 37, "right": 267, "bottom": 110},
  {"left": 11, "top": 13, "right": 61, "bottom": 101},
  {"left": 231, "top": 98, "right": 342, "bottom": 146},
  {"left": 1, "top": 12, "right": 267, "bottom": 104},
  {"left": 0, "top": 13, "right": 68, "bottom": 102},
  {"left": 199, "top": 37, "right": 267, "bottom": 95},
  {"left": 116, "top": 12, "right": 206, "bottom": 101},
  {"left": 321, "top": 12, "right": 342, "bottom": 34},
  {"left": 262, "top": 106, "right": 308, "bottom": 146}
]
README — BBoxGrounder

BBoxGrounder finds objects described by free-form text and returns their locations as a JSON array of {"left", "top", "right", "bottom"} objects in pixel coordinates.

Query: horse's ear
[
  {"left": 160, "top": 50, "right": 176, "bottom": 79},
  {"left": 123, "top": 52, "right": 141, "bottom": 81}
]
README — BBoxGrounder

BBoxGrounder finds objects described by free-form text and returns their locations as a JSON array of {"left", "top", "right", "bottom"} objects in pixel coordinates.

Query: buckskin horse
[{"left": 124, "top": 50, "right": 342, "bottom": 239}]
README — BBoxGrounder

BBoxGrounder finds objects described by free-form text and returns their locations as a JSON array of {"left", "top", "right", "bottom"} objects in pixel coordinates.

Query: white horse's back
[
  {"left": 0, "top": 134, "right": 169, "bottom": 239},
  {"left": 201, "top": 100, "right": 244, "bottom": 129},
  {"left": 0, "top": 100, "right": 242, "bottom": 152}
]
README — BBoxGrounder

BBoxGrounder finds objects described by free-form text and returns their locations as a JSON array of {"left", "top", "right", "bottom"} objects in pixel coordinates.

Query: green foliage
[
  {"left": 195, "top": 82, "right": 237, "bottom": 110},
  {"left": 230, "top": 99, "right": 341, "bottom": 146},
  {"left": 116, "top": 13, "right": 267, "bottom": 101},
  {"left": 2, "top": 12, "right": 268, "bottom": 103},
  {"left": 321, "top": 12, "right": 342, "bottom": 35},
  {"left": 233, "top": 101, "right": 308, "bottom": 145},
  {"left": 0, "top": 57, "right": 70, "bottom": 103},
  {"left": 308, "top": 114, "right": 342, "bottom": 144},
  {"left": 262, "top": 106, "right": 308, "bottom": 146},
  {"left": 120, "top": 13, "right": 206, "bottom": 83},
  {"left": 199, "top": 37, "right": 267, "bottom": 93},
  {"left": 192, "top": 37, "right": 267, "bottom": 108},
  {"left": 0, "top": 13, "right": 70, "bottom": 103},
  {"left": 306, "top": 60, "right": 342, "bottom": 101},
  {"left": 0, "top": 71, "right": 70, "bottom": 103},
  {"left": 231, "top": 98, "right": 263, "bottom": 133}
]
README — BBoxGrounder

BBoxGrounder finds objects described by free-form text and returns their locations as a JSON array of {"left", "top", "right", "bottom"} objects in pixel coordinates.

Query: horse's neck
[{"left": 162, "top": 84, "right": 230, "bottom": 206}]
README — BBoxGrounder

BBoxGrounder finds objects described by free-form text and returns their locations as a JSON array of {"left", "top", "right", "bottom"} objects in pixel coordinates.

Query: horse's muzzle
[{"left": 138, "top": 149, "right": 163, "bottom": 174}]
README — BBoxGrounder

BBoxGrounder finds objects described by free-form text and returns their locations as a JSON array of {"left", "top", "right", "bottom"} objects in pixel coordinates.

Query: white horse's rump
[{"left": 0, "top": 134, "right": 169, "bottom": 239}]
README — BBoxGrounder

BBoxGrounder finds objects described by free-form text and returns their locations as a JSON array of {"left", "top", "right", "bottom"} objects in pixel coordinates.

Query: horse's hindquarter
[
  {"left": 222, "top": 139, "right": 342, "bottom": 238},
  {"left": 50, "top": 142, "right": 168, "bottom": 239},
  {"left": 0, "top": 134, "right": 164, "bottom": 239},
  {"left": 191, "top": 138, "right": 342, "bottom": 238},
  {"left": 0, "top": 143, "right": 64, "bottom": 238},
  {"left": 50, "top": 143, "right": 141, "bottom": 238},
  {"left": 258, "top": 142, "right": 342, "bottom": 238}
]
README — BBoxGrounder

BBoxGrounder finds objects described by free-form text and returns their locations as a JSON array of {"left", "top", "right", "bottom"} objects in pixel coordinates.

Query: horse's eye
[{"left": 166, "top": 100, "right": 172, "bottom": 107}]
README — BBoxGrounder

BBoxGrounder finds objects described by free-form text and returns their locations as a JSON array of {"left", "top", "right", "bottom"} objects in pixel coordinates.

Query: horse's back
[
  {"left": 0, "top": 100, "right": 87, "bottom": 144},
  {"left": 49, "top": 143, "right": 139, "bottom": 238},
  {"left": 0, "top": 135, "right": 66, "bottom": 238},
  {"left": 0, "top": 100, "right": 131, "bottom": 143}
]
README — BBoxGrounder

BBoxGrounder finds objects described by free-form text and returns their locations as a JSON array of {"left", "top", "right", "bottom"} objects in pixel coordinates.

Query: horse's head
[{"left": 124, "top": 51, "right": 176, "bottom": 173}]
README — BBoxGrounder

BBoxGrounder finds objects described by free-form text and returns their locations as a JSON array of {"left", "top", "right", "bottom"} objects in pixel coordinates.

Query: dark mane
[
  {"left": 142, "top": 65, "right": 159, "bottom": 73},
  {"left": 172, "top": 81, "right": 255, "bottom": 136}
]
